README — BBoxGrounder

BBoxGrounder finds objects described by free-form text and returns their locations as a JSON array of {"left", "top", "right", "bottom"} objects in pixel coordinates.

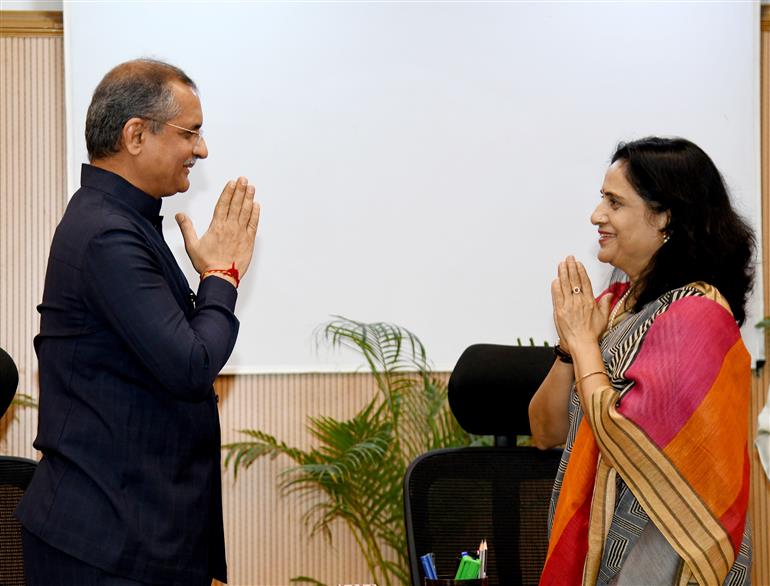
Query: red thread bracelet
[{"left": 200, "top": 262, "right": 240, "bottom": 287}]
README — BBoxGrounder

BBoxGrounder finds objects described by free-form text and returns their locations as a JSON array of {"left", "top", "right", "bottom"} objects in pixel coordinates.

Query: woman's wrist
[
  {"left": 575, "top": 369, "right": 607, "bottom": 389},
  {"left": 553, "top": 344, "right": 573, "bottom": 364},
  {"left": 568, "top": 336, "right": 601, "bottom": 356},
  {"left": 569, "top": 338, "right": 607, "bottom": 389}
]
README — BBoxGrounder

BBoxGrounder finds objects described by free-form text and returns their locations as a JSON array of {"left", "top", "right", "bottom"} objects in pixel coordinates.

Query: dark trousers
[{"left": 22, "top": 528, "right": 210, "bottom": 586}]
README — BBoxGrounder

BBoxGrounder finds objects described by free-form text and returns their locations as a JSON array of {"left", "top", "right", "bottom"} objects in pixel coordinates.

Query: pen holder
[{"left": 425, "top": 578, "right": 489, "bottom": 586}]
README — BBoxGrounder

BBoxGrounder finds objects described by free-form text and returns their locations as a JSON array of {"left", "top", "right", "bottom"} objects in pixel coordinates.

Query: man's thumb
[{"left": 175, "top": 213, "right": 198, "bottom": 246}]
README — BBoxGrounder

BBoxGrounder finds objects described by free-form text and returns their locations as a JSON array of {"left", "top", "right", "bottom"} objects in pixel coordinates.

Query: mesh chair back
[
  {"left": 0, "top": 456, "right": 37, "bottom": 586},
  {"left": 404, "top": 447, "right": 561, "bottom": 586}
]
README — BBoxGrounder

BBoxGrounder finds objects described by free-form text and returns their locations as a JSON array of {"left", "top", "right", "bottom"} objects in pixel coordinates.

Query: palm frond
[
  {"left": 226, "top": 316, "right": 481, "bottom": 586},
  {"left": 320, "top": 317, "right": 430, "bottom": 375},
  {"left": 290, "top": 576, "right": 328, "bottom": 585},
  {"left": 222, "top": 429, "right": 307, "bottom": 478},
  {"left": 10, "top": 393, "right": 37, "bottom": 409}
]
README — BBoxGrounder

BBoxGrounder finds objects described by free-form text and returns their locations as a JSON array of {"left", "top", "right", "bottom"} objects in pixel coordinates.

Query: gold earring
[{"left": 662, "top": 231, "right": 670, "bottom": 244}]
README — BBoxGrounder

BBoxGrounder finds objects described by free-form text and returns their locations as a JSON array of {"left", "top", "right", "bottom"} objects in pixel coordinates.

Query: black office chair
[
  {"left": 404, "top": 345, "right": 562, "bottom": 586},
  {"left": 0, "top": 348, "right": 36, "bottom": 585},
  {"left": 0, "top": 347, "right": 19, "bottom": 419},
  {"left": 0, "top": 456, "right": 37, "bottom": 586}
]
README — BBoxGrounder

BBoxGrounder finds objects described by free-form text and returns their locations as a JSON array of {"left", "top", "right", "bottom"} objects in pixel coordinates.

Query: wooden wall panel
[
  {"left": 749, "top": 371, "right": 769, "bottom": 586},
  {"left": 0, "top": 35, "right": 65, "bottom": 459},
  {"left": 215, "top": 373, "right": 390, "bottom": 585},
  {"left": 753, "top": 9, "right": 770, "bottom": 586}
]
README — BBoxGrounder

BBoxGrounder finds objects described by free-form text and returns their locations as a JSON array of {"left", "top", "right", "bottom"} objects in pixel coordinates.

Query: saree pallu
[{"left": 541, "top": 283, "right": 752, "bottom": 586}]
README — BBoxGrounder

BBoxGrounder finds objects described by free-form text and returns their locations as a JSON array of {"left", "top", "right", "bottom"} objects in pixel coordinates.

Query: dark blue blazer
[{"left": 17, "top": 165, "right": 238, "bottom": 585}]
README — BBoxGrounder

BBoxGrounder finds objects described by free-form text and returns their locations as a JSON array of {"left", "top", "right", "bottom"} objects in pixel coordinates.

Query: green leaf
[
  {"left": 222, "top": 429, "right": 307, "bottom": 478},
  {"left": 10, "top": 393, "right": 37, "bottom": 409},
  {"left": 290, "top": 576, "right": 328, "bottom": 585}
]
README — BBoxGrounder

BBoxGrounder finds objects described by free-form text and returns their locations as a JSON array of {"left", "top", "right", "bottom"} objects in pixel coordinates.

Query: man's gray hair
[{"left": 85, "top": 58, "right": 197, "bottom": 161}]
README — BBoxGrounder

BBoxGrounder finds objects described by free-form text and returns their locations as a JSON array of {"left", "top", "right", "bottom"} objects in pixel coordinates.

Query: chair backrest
[
  {"left": 448, "top": 344, "right": 554, "bottom": 440},
  {"left": 404, "top": 447, "right": 561, "bottom": 586},
  {"left": 404, "top": 344, "right": 560, "bottom": 585},
  {"left": 0, "top": 456, "right": 37, "bottom": 586},
  {"left": 0, "top": 347, "right": 19, "bottom": 418}
]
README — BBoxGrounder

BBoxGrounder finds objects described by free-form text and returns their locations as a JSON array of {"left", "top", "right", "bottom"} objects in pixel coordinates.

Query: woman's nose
[{"left": 590, "top": 202, "right": 606, "bottom": 225}]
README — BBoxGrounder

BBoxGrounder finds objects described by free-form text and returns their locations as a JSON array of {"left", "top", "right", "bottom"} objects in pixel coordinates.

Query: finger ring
[{"left": 572, "top": 286, "right": 582, "bottom": 295}]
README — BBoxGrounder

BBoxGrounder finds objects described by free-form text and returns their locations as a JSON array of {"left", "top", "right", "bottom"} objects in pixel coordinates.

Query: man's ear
[{"left": 122, "top": 117, "right": 147, "bottom": 156}]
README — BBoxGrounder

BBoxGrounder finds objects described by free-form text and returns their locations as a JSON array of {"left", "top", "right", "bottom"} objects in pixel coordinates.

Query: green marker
[{"left": 454, "top": 555, "right": 481, "bottom": 580}]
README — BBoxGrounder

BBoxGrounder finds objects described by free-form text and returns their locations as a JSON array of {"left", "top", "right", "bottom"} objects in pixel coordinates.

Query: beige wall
[{"left": 2, "top": 14, "right": 770, "bottom": 586}]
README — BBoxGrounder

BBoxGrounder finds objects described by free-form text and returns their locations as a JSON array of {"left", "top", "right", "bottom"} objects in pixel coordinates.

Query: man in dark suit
[{"left": 16, "top": 59, "right": 260, "bottom": 586}]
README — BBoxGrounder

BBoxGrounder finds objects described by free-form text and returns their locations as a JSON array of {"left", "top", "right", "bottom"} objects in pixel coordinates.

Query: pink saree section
[{"left": 540, "top": 289, "right": 750, "bottom": 586}]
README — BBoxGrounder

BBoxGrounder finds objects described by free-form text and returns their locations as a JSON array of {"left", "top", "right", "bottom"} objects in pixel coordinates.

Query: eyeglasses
[{"left": 162, "top": 121, "right": 205, "bottom": 146}]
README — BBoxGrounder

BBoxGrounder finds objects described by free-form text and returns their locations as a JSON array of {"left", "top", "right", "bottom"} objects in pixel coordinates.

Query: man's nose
[{"left": 194, "top": 135, "right": 208, "bottom": 159}]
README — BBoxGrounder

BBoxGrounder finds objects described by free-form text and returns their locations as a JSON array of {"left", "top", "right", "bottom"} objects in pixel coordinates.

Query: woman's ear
[
  {"left": 657, "top": 210, "right": 672, "bottom": 243},
  {"left": 655, "top": 209, "right": 671, "bottom": 231},
  {"left": 122, "top": 117, "right": 146, "bottom": 156}
]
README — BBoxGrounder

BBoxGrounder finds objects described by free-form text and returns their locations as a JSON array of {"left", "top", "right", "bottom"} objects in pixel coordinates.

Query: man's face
[{"left": 139, "top": 81, "right": 208, "bottom": 197}]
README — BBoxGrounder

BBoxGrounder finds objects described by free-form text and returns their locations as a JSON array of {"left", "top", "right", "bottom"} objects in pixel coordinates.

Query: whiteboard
[{"left": 64, "top": 2, "right": 763, "bottom": 372}]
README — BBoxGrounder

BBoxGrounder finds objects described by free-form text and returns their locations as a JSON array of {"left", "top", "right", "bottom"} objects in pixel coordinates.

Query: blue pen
[
  {"left": 420, "top": 553, "right": 438, "bottom": 579},
  {"left": 428, "top": 553, "right": 438, "bottom": 579}
]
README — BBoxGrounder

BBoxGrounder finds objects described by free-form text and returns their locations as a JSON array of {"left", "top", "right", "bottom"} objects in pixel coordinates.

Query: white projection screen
[{"left": 64, "top": 2, "right": 763, "bottom": 372}]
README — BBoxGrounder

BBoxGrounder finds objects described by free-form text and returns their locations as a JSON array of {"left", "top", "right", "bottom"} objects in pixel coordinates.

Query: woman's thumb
[{"left": 599, "top": 292, "right": 614, "bottom": 316}]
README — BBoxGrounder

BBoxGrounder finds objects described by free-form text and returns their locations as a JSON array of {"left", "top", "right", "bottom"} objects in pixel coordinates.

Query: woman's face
[{"left": 591, "top": 160, "right": 669, "bottom": 281}]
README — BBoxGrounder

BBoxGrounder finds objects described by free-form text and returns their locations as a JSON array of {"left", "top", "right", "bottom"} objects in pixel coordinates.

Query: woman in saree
[{"left": 529, "top": 137, "right": 755, "bottom": 586}]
